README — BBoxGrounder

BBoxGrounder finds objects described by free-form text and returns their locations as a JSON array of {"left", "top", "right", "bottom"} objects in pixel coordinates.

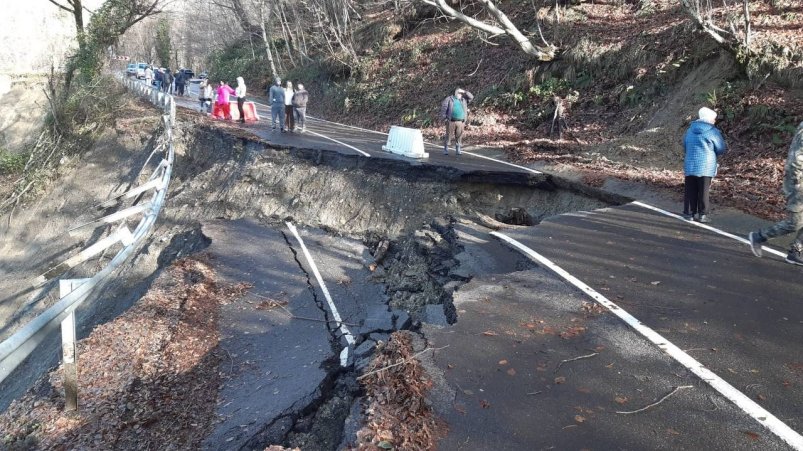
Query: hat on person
[{"left": 698, "top": 107, "right": 717, "bottom": 124}]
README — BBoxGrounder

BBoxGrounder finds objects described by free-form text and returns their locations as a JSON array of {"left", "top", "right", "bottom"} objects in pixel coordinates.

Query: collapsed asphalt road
[{"left": 2, "top": 80, "right": 802, "bottom": 450}]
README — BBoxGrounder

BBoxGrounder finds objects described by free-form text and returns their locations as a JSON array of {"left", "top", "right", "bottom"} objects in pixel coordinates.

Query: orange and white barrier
[{"left": 212, "top": 101, "right": 260, "bottom": 121}]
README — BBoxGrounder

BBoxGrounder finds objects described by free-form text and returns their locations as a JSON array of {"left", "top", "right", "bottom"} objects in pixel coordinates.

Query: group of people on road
[
  {"left": 197, "top": 77, "right": 248, "bottom": 123},
  {"left": 195, "top": 76, "right": 309, "bottom": 128},
  {"left": 682, "top": 106, "right": 803, "bottom": 266},
  {"left": 185, "top": 72, "right": 803, "bottom": 266},
  {"left": 268, "top": 77, "right": 309, "bottom": 133},
  {"left": 143, "top": 65, "right": 190, "bottom": 96}
]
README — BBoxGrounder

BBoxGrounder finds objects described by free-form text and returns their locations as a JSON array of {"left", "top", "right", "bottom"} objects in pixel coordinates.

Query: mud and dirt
[{"left": 0, "top": 103, "right": 616, "bottom": 449}]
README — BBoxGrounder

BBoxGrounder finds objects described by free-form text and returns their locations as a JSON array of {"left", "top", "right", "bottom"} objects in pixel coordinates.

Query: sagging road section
[{"left": 167, "top": 80, "right": 803, "bottom": 449}]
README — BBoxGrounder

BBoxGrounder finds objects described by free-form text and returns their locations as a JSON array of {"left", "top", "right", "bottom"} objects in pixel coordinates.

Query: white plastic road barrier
[{"left": 382, "top": 126, "right": 428, "bottom": 159}]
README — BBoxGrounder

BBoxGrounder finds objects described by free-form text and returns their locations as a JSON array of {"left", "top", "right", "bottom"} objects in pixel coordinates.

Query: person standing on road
[
  {"left": 154, "top": 68, "right": 163, "bottom": 91},
  {"left": 144, "top": 66, "right": 153, "bottom": 88},
  {"left": 268, "top": 78, "right": 285, "bottom": 132},
  {"left": 292, "top": 83, "right": 309, "bottom": 133},
  {"left": 198, "top": 79, "right": 210, "bottom": 113},
  {"left": 748, "top": 122, "right": 803, "bottom": 266},
  {"left": 216, "top": 81, "right": 236, "bottom": 120},
  {"left": 163, "top": 69, "right": 172, "bottom": 93},
  {"left": 235, "top": 76, "right": 247, "bottom": 124},
  {"left": 203, "top": 82, "right": 214, "bottom": 114},
  {"left": 175, "top": 71, "right": 185, "bottom": 97},
  {"left": 682, "top": 106, "right": 728, "bottom": 223},
  {"left": 283, "top": 80, "right": 295, "bottom": 132},
  {"left": 440, "top": 88, "right": 474, "bottom": 156}
]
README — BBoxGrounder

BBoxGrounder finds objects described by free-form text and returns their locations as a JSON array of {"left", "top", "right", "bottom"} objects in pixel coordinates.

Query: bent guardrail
[{"left": 0, "top": 75, "right": 175, "bottom": 411}]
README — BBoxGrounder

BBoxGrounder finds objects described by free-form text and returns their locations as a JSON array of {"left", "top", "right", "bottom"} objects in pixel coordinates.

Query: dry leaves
[
  {"left": 351, "top": 331, "right": 446, "bottom": 450},
  {"left": 0, "top": 255, "right": 250, "bottom": 449}
]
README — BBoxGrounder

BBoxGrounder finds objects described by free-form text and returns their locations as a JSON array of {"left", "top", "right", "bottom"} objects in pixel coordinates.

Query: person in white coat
[
  {"left": 235, "top": 76, "right": 247, "bottom": 123},
  {"left": 283, "top": 81, "right": 295, "bottom": 132}
]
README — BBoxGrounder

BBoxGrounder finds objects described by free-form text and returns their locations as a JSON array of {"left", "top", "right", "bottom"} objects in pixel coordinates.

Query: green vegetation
[
  {"left": 0, "top": 150, "right": 27, "bottom": 175},
  {"left": 155, "top": 18, "right": 172, "bottom": 69}
]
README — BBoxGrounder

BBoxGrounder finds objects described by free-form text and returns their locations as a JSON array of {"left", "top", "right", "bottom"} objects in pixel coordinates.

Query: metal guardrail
[{"left": 0, "top": 75, "right": 176, "bottom": 410}]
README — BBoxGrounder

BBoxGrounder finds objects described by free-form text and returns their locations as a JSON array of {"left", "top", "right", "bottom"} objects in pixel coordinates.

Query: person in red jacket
[{"left": 216, "top": 81, "right": 236, "bottom": 120}]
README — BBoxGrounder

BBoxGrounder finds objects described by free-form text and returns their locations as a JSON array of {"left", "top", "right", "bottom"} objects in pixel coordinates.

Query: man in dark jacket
[
  {"left": 440, "top": 88, "right": 474, "bottom": 156},
  {"left": 748, "top": 122, "right": 803, "bottom": 266},
  {"left": 292, "top": 83, "right": 309, "bottom": 133},
  {"left": 175, "top": 71, "right": 185, "bottom": 96}
]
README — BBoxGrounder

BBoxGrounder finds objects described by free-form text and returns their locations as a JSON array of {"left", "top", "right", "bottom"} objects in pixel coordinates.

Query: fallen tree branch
[
  {"left": 357, "top": 345, "right": 449, "bottom": 381},
  {"left": 554, "top": 352, "right": 598, "bottom": 373},
  {"left": 616, "top": 385, "right": 693, "bottom": 415}
]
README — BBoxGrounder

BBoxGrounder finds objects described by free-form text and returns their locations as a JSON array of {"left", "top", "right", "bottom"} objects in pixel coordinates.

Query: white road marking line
[
  {"left": 308, "top": 115, "right": 542, "bottom": 174},
  {"left": 247, "top": 103, "right": 371, "bottom": 157},
  {"left": 306, "top": 115, "right": 388, "bottom": 136},
  {"left": 286, "top": 221, "right": 356, "bottom": 367},
  {"left": 303, "top": 129, "right": 371, "bottom": 157},
  {"left": 490, "top": 230, "right": 803, "bottom": 450},
  {"left": 447, "top": 148, "right": 542, "bottom": 174},
  {"left": 631, "top": 201, "right": 787, "bottom": 259}
]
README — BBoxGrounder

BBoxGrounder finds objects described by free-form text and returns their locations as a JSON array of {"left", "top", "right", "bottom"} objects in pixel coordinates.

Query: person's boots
[
  {"left": 456, "top": 145, "right": 461, "bottom": 156},
  {"left": 785, "top": 242, "right": 803, "bottom": 266},
  {"left": 443, "top": 144, "right": 449, "bottom": 155}
]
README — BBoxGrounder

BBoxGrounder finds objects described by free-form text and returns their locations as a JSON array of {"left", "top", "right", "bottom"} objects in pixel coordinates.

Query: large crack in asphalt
[
  {"left": 0, "top": 116, "right": 620, "bottom": 447},
  {"left": 162, "top": 121, "right": 619, "bottom": 449}
]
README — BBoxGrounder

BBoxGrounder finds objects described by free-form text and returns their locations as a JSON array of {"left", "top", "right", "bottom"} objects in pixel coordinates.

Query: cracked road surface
[{"left": 200, "top": 219, "right": 387, "bottom": 449}]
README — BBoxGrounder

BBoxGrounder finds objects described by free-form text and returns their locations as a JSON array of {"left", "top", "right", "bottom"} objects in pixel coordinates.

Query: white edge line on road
[
  {"left": 306, "top": 114, "right": 542, "bottom": 175},
  {"left": 490, "top": 230, "right": 803, "bottom": 450},
  {"left": 453, "top": 149, "right": 542, "bottom": 175},
  {"left": 248, "top": 103, "right": 370, "bottom": 157},
  {"left": 631, "top": 201, "right": 787, "bottom": 259},
  {"left": 306, "top": 115, "right": 389, "bottom": 136},
  {"left": 303, "top": 129, "right": 371, "bottom": 157},
  {"left": 286, "top": 221, "right": 356, "bottom": 367}
]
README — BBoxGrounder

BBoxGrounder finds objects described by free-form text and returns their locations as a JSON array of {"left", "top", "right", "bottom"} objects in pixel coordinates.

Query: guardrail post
[{"left": 59, "top": 278, "right": 89, "bottom": 411}]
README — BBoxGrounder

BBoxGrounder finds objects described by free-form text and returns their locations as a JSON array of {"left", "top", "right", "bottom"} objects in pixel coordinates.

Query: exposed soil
[{"left": 0, "top": 97, "right": 615, "bottom": 449}]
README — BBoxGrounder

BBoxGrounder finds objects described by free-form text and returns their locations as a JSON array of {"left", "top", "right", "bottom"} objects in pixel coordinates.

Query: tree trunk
[
  {"left": 259, "top": 2, "right": 278, "bottom": 80},
  {"left": 423, "top": 0, "right": 556, "bottom": 61}
]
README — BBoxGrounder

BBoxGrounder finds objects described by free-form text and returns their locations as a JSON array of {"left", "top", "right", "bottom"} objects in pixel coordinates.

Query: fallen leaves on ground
[
  {"left": 0, "top": 255, "right": 251, "bottom": 449},
  {"left": 351, "top": 331, "right": 447, "bottom": 450}
]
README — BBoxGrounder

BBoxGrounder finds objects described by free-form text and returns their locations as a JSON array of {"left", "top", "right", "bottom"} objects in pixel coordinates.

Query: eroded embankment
[
  {"left": 1, "top": 114, "right": 617, "bottom": 450},
  {"left": 160, "top": 121, "right": 616, "bottom": 449},
  {"left": 167, "top": 121, "right": 615, "bottom": 321},
  {"left": 169, "top": 120, "right": 614, "bottom": 239}
]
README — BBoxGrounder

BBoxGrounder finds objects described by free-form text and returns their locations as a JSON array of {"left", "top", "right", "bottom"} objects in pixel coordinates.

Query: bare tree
[
  {"left": 680, "top": 0, "right": 753, "bottom": 51},
  {"left": 422, "top": 0, "right": 557, "bottom": 61},
  {"left": 257, "top": 0, "right": 280, "bottom": 79},
  {"left": 59, "top": 0, "right": 163, "bottom": 89},
  {"left": 46, "top": 0, "right": 89, "bottom": 47}
]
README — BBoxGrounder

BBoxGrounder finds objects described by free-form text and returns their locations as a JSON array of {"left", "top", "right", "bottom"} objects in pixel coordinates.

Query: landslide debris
[{"left": 349, "top": 331, "right": 446, "bottom": 450}]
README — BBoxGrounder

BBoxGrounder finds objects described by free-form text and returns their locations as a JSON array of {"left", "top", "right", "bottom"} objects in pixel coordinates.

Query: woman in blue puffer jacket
[{"left": 683, "top": 107, "right": 728, "bottom": 223}]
